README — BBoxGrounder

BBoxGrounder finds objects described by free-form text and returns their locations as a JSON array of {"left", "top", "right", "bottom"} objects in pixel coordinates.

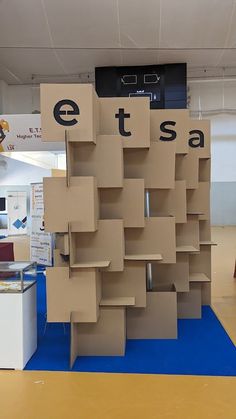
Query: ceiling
[{"left": 1, "top": 0, "right": 236, "bottom": 84}]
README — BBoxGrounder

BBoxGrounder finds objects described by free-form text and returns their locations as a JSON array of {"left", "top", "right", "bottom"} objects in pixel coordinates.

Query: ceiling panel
[
  {"left": 160, "top": 0, "right": 234, "bottom": 48},
  {"left": 157, "top": 49, "right": 222, "bottom": 68},
  {"left": 119, "top": 0, "right": 160, "bottom": 47},
  {"left": 121, "top": 50, "right": 158, "bottom": 66},
  {"left": 44, "top": 0, "right": 119, "bottom": 47},
  {"left": 0, "top": 0, "right": 50, "bottom": 47}
]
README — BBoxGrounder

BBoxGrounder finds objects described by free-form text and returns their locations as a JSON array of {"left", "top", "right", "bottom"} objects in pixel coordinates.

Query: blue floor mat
[{"left": 25, "top": 272, "right": 236, "bottom": 376}]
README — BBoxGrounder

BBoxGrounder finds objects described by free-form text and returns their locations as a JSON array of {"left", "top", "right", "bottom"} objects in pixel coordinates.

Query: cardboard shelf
[
  {"left": 200, "top": 241, "right": 217, "bottom": 246},
  {"left": 124, "top": 254, "right": 163, "bottom": 261},
  {"left": 71, "top": 261, "right": 110, "bottom": 269},
  {"left": 187, "top": 212, "right": 204, "bottom": 216},
  {"left": 189, "top": 273, "right": 211, "bottom": 283},
  {"left": 100, "top": 297, "right": 135, "bottom": 307},
  {"left": 176, "top": 246, "right": 199, "bottom": 253}
]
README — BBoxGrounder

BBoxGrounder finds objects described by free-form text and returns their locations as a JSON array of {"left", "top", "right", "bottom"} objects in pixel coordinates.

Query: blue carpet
[{"left": 25, "top": 271, "right": 236, "bottom": 375}]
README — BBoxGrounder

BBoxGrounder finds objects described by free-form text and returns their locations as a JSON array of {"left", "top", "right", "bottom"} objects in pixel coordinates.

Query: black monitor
[
  {"left": 95, "top": 63, "right": 187, "bottom": 109},
  {"left": 0, "top": 197, "right": 6, "bottom": 212}
]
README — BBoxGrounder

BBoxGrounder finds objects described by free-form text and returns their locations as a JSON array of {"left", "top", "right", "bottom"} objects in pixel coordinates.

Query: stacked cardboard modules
[{"left": 41, "top": 84, "right": 213, "bottom": 367}]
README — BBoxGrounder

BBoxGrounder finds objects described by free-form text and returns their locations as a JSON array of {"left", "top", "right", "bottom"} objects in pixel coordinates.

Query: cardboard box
[
  {"left": 99, "top": 97, "right": 150, "bottom": 148},
  {"left": 189, "top": 119, "right": 211, "bottom": 159},
  {"left": 70, "top": 307, "right": 126, "bottom": 365},
  {"left": 189, "top": 244, "right": 211, "bottom": 279},
  {"left": 175, "top": 153, "right": 199, "bottom": 189},
  {"left": 150, "top": 109, "right": 189, "bottom": 154},
  {"left": 40, "top": 84, "right": 99, "bottom": 142},
  {"left": 127, "top": 288, "right": 177, "bottom": 339},
  {"left": 152, "top": 253, "right": 189, "bottom": 292},
  {"left": 124, "top": 141, "right": 176, "bottom": 189},
  {"left": 53, "top": 249, "right": 69, "bottom": 267},
  {"left": 199, "top": 220, "right": 211, "bottom": 242},
  {"left": 102, "top": 261, "right": 146, "bottom": 308},
  {"left": 187, "top": 182, "right": 210, "bottom": 221},
  {"left": 70, "top": 219, "right": 124, "bottom": 272},
  {"left": 67, "top": 135, "right": 124, "bottom": 188},
  {"left": 149, "top": 180, "right": 187, "bottom": 223},
  {"left": 177, "top": 283, "right": 202, "bottom": 319},
  {"left": 199, "top": 158, "right": 211, "bottom": 182},
  {"left": 55, "top": 234, "right": 69, "bottom": 255},
  {"left": 99, "top": 179, "right": 145, "bottom": 228},
  {"left": 44, "top": 176, "right": 99, "bottom": 233},
  {"left": 176, "top": 216, "right": 200, "bottom": 250},
  {"left": 125, "top": 217, "right": 176, "bottom": 263},
  {"left": 46, "top": 267, "right": 101, "bottom": 323}
]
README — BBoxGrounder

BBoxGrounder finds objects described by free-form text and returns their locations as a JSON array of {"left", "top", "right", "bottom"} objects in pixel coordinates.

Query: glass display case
[{"left": 0, "top": 261, "right": 37, "bottom": 293}]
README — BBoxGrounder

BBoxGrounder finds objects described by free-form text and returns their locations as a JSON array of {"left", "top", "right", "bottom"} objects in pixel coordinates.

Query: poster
[
  {"left": 30, "top": 183, "right": 52, "bottom": 266},
  {"left": 7, "top": 191, "right": 27, "bottom": 235},
  {"left": 0, "top": 114, "right": 64, "bottom": 152}
]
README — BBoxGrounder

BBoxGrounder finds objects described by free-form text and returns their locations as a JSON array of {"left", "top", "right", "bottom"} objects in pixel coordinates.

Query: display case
[{"left": 0, "top": 261, "right": 37, "bottom": 293}]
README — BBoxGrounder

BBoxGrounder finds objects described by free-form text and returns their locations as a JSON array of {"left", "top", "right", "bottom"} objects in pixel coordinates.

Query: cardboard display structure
[{"left": 41, "top": 84, "right": 212, "bottom": 367}]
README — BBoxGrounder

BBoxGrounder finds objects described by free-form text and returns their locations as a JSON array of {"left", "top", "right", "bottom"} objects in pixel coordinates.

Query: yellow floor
[
  {"left": 212, "top": 226, "right": 236, "bottom": 345},
  {"left": 0, "top": 371, "right": 235, "bottom": 419},
  {"left": 0, "top": 226, "right": 235, "bottom": 418}
]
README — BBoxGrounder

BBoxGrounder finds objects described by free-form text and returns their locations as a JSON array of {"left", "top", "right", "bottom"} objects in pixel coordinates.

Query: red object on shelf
[{"left": 0, "top": 242, "right": 14, "bottom": 261}]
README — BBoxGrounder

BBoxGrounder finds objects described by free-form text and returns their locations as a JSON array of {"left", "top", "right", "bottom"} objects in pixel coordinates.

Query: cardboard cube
[
  {"left": 189, "top": 119, "right": 211, "bottom": 159},
  {"left": 70, "top": 307, "right": 126, "bottom": 365},
  {"left": 124, "top": 141, "right": 176, "bottom": 189},
  {"left": 99, "top": 179, "right": 145, "bottom": 227},
  {"left": 46, "top": 267, "right": 101, "bottom": 323},
  {"left": 99, "top": 97, "right": 150, "bottom": 148},
  {"left": 41, "top": 84, "right": 99, "bottom": 142},
  {"left": 176, "top": 216, "right": 200, "bottom": 251},
  {"left": 150, "top": 109, "right": 189, "bottom": 154},
  {"left": 175, "top": 153, "right": 199, "bottom": 190},
  {"left": 152, "top": 253, "right": 189, "bottom": 292},
  {"left": 127, "top": 288, "right": 177, "bottom": 339},
  {"left": 44, "top": 176, "right": 99, "bottom": 233},
  {"left": 187, "top": 182, "right": 210, "bottom": 221},
  {"left": 67, "top": 135, "right": 123, "bottom": 188},
  {"left": 177, "top": 283, "right": 202, "bottom": 319},
  {"left": 102, "top": 261, "right": 146, "bottom": 308},
  {"left": 125, "top": 217, "right": 176, "bottom": 263}
]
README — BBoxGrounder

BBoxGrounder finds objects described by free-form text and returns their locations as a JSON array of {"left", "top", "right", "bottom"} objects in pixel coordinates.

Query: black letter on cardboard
[
  {"left": 54, "top": 99, "right": 80, "bottom": 126},
  {"left": 115, "top": 108, "right": 131, "bottom": 137},
  {"left": 160, "top": 121, "right": 177, "bottom": 141},
  {"left": 189, "top": 129, "right": 204, "bottom": 148}
]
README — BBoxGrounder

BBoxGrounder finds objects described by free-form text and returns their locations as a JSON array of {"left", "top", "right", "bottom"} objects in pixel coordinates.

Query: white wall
[
  {"left": 0, "top": 82, "right": 40, "bottom": 114},
  {"left": 0, "top": 155, "right": 50, "bottom": 186}
]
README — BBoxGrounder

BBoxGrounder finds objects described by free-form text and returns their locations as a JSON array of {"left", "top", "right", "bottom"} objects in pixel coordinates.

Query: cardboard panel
[
  {"left": 201, "top": 282, "right": 211, "bottom": 305},
  {"left": 199, "top": 220, "right": 211, "bottom": 242},
  {"left": 175, "top": 153, "right": 199, "bottom": 189},
  {"left": 125, "top": 217, "right": 176, "bottom": 263},
  {"left": 55, "top": 234, "right": 69, "bottom": 255},
  {"left": 44, "top": 176, "right": 99, "bottom": 233},
  {"left": 67, "top": 135, "right": 124, "bottom": 188},
  {"left": 177, "top": 283, "right": 202, "bottom": 319},
  {"left": 189, "top": 245, "right": 212, "bottom": 279},
  {"left": 71, "top": 220, "right": 124, "bottom": 272},
  {"left": 99, "top": 179, "right": 145, "bottom": 228},
  {"left": 176, "top": 216, "right": 200, "bottom": 250},
  {"left": 71, "top": 307, "right": 126, "bottom": 357},
  {"left": 199, "top": 158, "right": 211, "bottom": 182},
  {"left": 99, "top": 97, "right": 150, "bottom": 148},
  {"left": 149, "top": 181, "right": 187, "bottom": 223},
  {"left": 152, "top": 253, "right": 189, "bottom": 292},
  {"left": 150, "top": 109, "right": 189, "bottom": 154},
  {"left": 124, "top": 142, "right": 176, "bottom": 189},
  {"left": 53, "top": 249, "right": 69, "bottom": 267},
  {"left": 189, "top": 119, "right": 211, "bottom": 159},
  {"left": 187, "top": 182, "right": 210, "bottom": 221},
  {"left": 40, "top": 84, "right": 99, "bottom": 142},
  {"left": 46, "top": 267, "right": 101, "bottom": 323},
  {"left": 127, "top": 290, "right": 177, "bottom": 339},
  {"left": 102, "top": 261, "right": 146, "bottom": 308}
]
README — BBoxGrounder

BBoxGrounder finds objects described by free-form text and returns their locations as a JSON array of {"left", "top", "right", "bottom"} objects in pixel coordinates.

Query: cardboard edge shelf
[
  {"left": 200, "top": 241, "right": 217, "bottom": 246},
  {"left": 100, "top": 297, "right": 135, "bottom": 306},
  {"left": 70, "top": 261, "right": 110, "bottom": 269},
  {"left": 187, "top": 212, "right": 204, "bottom": 216},
  {"left": 189, "top": 273, "right": 211, "bottom": 283},
  {"left": 176, "top": 246, "right": 200, "bottom": 253},
  {"left": 124, "top": 254, "right": 163, "bottom": 261}
]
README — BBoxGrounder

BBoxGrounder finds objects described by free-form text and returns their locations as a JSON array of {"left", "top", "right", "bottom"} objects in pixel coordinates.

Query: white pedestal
[{"left": 0, "top": 283, "right": 37, "bottom": 370}]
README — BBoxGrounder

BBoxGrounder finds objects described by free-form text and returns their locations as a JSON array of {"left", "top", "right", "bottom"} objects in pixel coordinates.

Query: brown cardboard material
[
  {"left": 177, "top": 283, "right": 202, "bottom": 319},
  {"left": 175, "top": 153, "right": 199, "bottom": 189},
  {"left": 70, "top": 219, "right": 124, "bottom": 272},
  {"left": 127, "top": 289, "right": 177, "bottom": 339},
  {"left": 199, "top": 220, "right": 211, "bottom": 242},
  {"left": 187, "top": 182, "right": 210, "bottom": 221},
  {"left": 40, "top": 84, "right": 99, "bottom": 142},
  {"left": 176, "top": 216, "right": 200, "bottom": 250},
  {"left": 125, "top": 217, "right": 176, "bottom": 263},
  {"left": 99, "top": 97, "right": 150, "bottom": 148},
  {"left": 199, "top": 158, "right": 211, "bottom": 182},
  {"left": 149, "top": 181, "right": 187, "bottom": 223},
  {"left": 189, "top": 119, "right": 211, "bottom": 159},
  {"left": 70, "top": 307, "right": 126, "bottom": 360},
  {"left": 124, "top": 141, "right": 176, "bottom": 189},
  {"left": 53, "top": 249, "right": 69, "bottom": 267},
  {"left": 44, "top": 176, "right": 99, "bottom": 233},
  {"left": 46, "top": 267, "right": 101, "bottom": 323},
  {"left": 55, "top": 234, "right": 69, "bottom": 255},
  {"left": 102, "top": 261, "right": 146, "bottom": 308},
  {"left": 150, "top": 109, "right": 189, "bottom": 154},
  {"left": 152, "top": 253, "right": 190, "bottom": 292},
  {"left": 189, "top": 244, "right": 212, "bottom": 279},
  {"left": 67, "top": 135, "right": 124, "bottom": 188},
  {"left": 99, "top": 179, "right": 145, "bottom": 228}
]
